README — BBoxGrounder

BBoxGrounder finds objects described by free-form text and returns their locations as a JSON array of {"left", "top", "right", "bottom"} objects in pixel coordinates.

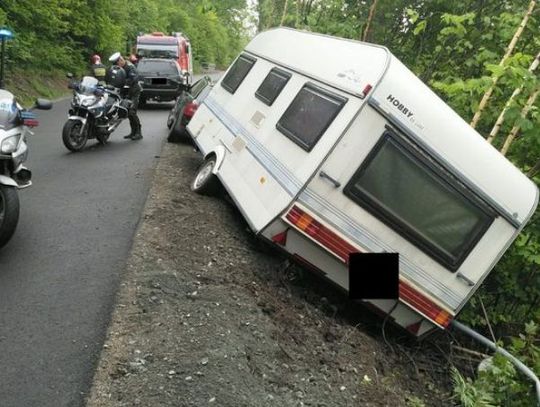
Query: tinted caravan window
[
  {"left": 255, "top": 68, "right": 291, "bottom": 106},
  {"left": 276, "top": 83, "right": 347, "bottom": 152},
  {"left": 344, "top": 132, "right": 494, "bottom": 271},
  {"left": 221, "top": 54, "right": 256, "bottom": 94}
]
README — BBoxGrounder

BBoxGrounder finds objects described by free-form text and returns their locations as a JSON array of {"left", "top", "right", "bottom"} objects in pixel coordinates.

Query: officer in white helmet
[{"left": 109, "top": 52, "right": 143, "bottom": 140}]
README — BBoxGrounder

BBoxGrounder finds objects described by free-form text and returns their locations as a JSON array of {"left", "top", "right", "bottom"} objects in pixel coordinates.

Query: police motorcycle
[
  {"left": 0, "top": 90, "right": 52, "bottom": 248},
  {"left": 62, "top": 66, "right": 131, "bottom": 152}
]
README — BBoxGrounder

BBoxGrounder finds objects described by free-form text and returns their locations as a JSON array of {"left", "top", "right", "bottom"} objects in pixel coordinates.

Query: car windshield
[
  {"left": 137, "top": 49, "right": 177, "bottom": 59},
  {"left": 138, "top": 60, "right": 179, "bottom": 76}
]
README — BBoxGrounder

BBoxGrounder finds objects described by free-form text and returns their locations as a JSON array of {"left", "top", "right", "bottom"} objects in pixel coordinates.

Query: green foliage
[
  {"left": 452, "top": 322, "right": 539, "bottom": 407},
  {"left": 0, "top": 0, "right": 251, "bottom": 77}
]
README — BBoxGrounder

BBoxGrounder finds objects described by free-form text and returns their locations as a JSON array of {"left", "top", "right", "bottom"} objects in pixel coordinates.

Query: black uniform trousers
[{"left": 127, "top": 83, "right": 142, "bottom": 134}]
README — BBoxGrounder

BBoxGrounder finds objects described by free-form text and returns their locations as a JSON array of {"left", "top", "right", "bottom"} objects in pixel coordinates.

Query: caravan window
[
  {"left": 255, "top": 68, "right": 291, "bottom": 106},
  {"left": 344, "top": 132, "right": 494, "bottom": 271},
  {"left": 277, "top": 83, "right": 347, "bottom": 152},
  {"left": 221, "top": 54, "right": 256, "bottom": 94}
]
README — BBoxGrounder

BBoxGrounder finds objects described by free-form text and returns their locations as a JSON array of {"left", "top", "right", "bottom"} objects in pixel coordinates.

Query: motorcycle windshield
[
  {"left": 0, "top": 90, "right": 19, "bottom": 129},
  {"left": 79, "top": 76, "right": 99, "bottom": 95}
]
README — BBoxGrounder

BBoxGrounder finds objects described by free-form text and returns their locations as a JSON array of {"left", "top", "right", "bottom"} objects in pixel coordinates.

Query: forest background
[{"left": 0, "top": 0, "right": 538, "bottom": 405}]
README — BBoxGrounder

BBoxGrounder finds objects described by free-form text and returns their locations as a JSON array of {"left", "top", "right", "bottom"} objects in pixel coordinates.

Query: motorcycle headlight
[
  {"left": 82, "top": 96, "right": 97, "bottom": 107},
  {"left": 1, "top": 134, "right": 21, "bottom": 154}
]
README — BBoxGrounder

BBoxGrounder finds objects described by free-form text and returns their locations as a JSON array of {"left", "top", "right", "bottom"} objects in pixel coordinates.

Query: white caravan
[{"left": 187, "top": 28, "right": 538, "bottom": 337}]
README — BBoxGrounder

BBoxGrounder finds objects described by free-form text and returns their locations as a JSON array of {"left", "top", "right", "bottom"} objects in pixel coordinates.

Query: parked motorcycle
[
  {"left": 62, "top": 73, "right": 130, "bottom": 152},
  {"left": 0, "top": 89, "right": 52, "bottom": 248}
]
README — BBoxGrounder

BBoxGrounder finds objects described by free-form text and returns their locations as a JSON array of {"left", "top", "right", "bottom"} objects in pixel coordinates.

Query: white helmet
[{"left": 108, "top": 52, "right": 121, "bottom": 63}]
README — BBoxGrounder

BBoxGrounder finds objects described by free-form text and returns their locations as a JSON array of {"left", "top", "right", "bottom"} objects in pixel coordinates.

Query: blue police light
[{"left": 0, "top": 29, "right": 13, "bottom": 40}]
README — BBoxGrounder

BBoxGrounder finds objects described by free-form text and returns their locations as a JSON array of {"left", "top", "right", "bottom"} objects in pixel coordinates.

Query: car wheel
[{"left": 167, "top": 115, "right": 188, "bottom": 143}]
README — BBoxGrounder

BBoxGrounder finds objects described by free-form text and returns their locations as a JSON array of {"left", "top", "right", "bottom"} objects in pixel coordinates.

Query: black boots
[
  {"left": 131, "top": 130, "right": 142, "bottom": 140},
  {"left": 124, "top": 127, "right": 142, "bottom": 140}
]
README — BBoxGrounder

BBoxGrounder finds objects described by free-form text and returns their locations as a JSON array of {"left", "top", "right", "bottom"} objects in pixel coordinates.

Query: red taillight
[
  {"left": 23, "top": 119, "right": 39, "bottom": 127},
  {"left": 400, "top": 281, "right": 453, "bottom": 328},
  {"left": 285, "top": 205, "right": 359, "bottom": 263},
  {"left": 183, "top": 101, "right": 198, "bottom": 119},
  {"left": 362, "top": 84, "right": 373, "bottom": 97}
]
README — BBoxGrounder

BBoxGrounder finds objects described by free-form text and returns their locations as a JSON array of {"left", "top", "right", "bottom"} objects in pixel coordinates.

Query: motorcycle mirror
[
  {"left": 34, "top": 98, "right": 53, "bottom": 110},
  {"left": 66, "top": 72, "right": 73, "bottom": 79}
]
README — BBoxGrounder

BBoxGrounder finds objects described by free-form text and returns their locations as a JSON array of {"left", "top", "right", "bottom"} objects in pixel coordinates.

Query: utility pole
[{"left": 0, "top": 28, "right": 14, "bottom": 89}]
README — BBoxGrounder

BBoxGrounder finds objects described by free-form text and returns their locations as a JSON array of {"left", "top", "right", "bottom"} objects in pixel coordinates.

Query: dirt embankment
[
  {"left": 87, "top": 141, "right": 454, "bottom": 407},
  {"left": 4, "top": 69, "right": 68, "bottom": 106}
]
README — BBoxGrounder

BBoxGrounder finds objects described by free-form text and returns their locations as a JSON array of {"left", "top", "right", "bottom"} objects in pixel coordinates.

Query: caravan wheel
[{"left": 191, "top": 156, "right": 219, "bottom": 195}]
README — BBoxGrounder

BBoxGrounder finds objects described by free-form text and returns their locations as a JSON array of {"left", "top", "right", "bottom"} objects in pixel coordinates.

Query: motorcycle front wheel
[
  {"left": 0, "top": 186, "right": 20, "bottom": 248},
  {"left": 62, "top": 119, "right": 88, "bottom": 152}
]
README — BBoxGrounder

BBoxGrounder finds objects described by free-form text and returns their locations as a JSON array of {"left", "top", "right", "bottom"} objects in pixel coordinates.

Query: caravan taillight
[
  {"left": 362, "top": 84, "right": 373, "bottom": 97},
  {"left": 400, "top": 281, "right": 453, "bottom": 328},
  {"left": 183, "top": 101, "right": 199, "bottom": 119},
  {"left": 285, "top": 205, "right": 358, "bottom": 263}
]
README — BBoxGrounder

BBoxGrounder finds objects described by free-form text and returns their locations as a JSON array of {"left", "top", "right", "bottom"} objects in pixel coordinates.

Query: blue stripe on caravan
[
  {"left": 203, "top": 96, "right": 302, "bottom": 196},
  {"left": 299, "top": 188, "right": 463, "bottom": 310}
]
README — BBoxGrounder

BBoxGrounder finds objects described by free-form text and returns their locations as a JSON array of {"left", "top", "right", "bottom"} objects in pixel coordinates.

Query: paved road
[{"left": 0, "top": 74, "right": 218, "bottom": 407}]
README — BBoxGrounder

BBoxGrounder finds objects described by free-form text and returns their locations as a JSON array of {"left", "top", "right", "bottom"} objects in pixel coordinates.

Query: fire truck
[{"left": 135, "top": 32, "right": 193, "bottom": 86}]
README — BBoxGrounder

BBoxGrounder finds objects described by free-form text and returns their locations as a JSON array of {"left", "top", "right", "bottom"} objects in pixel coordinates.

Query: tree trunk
[
  {"left": 487, "top": 52, "right": 540, "bottom": 144},
  {"left": 500, "top": 86, "right": 540, "bottom": 155},
  {"left": 280, "top": 0, "right": 290, "bottom": 26},
  {"left": 470, "top": 0, "right": 536, "bottom": 129},
  {"left": 527, "top": 159, "right": 540, "bottom": 177},
  {"left": 362, "top": 0, "right": 379, "bottom": 42}
]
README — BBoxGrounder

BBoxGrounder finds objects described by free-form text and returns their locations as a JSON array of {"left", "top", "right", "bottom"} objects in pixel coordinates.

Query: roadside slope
[{"left": 87, "top": 141, "right": 452, "bottom": 407}]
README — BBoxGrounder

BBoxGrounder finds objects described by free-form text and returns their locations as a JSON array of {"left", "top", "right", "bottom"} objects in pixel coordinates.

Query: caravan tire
[{"left": 191, "top": 157, "right": 219, "bottom": 195}]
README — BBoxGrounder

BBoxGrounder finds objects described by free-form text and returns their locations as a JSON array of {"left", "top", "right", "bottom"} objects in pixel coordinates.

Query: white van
[{"left": 186, "top": 28, "right": 538, "bottom": 337}]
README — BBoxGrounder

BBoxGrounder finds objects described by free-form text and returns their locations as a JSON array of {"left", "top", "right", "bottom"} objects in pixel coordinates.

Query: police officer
[
  {"left": 109, "top": 52, "right": 143, "bottom": 140},
  {"left": 90, "top": 54, "right": 106, "bottom": 83}
]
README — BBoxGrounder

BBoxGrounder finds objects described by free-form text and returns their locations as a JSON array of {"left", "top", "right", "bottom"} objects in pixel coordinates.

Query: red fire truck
[{"left": 135, "top": 32, "right": 193, "bottom": 86}]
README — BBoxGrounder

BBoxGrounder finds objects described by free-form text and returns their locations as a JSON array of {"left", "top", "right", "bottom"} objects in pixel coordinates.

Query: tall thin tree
[
  {"left": 280, "top": 0, "right": 290, "bottom": 26},
  {"left": 362, "top": 0, "right": 379, "bottom": 42},
  {"left": 500, "top": 85, "right": 540, "bottom": 155},
  {"left": 487, "top": 52, "right": 540, "bottom": 144},
  {"left": 470, "top": 0, "right": 536, "bottom": 129}
]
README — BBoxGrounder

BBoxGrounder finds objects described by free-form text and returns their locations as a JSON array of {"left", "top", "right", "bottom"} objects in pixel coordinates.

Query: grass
[{"left": 3, "top": 68, "right": 69, "bottom": 107}]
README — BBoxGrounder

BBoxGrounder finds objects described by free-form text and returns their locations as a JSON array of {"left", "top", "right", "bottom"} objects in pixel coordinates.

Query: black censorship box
[{"left": 348, "top": 253, "right": 399, "bottom": 300}]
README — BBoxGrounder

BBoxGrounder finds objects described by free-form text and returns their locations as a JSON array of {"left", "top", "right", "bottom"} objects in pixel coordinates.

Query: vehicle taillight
[
  {"left": 285, "top": 205, "right": 359, "bottom": 263},
  {"left": 399, "top": 281, "right": 453, "bottom": 328},
  {"left": 22, "top": 119, "right": 39, "bottom": 127},
  {"left": 21, "top": 111, "right": 39, "bottom": 127},
  {"left": 183, "top": 101, "right": 199, "bottom": 119}
]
